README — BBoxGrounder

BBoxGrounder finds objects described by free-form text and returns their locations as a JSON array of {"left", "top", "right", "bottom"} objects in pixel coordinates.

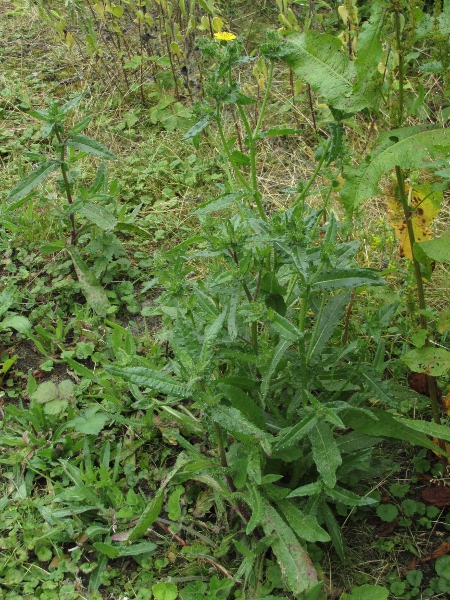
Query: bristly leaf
[
  {"left": 209, "top": 405, "right": 272, "bottom": 455},
  {"left": 274, "top": 413, "right": 318, "bottom": 451},
  {"left": 341, "top": 127, "right": 450, "bottom": 211},
  {"left": 65, "top": 134, "right": 116, "bottom": 160},
  {"left": 309, "top": 421, "right": 342, "bottom": 488},
  {"left": 105, "top": 365, "right": 191, "bottom": 398},
  {"left": 261, "top": 502, "right": 318, "bottom": 594},
  {"left": 5, "top": 160, "right": 60, "bottom": 203},
  {"left": 308, "top": 293, "right": 351, "bottom": 363},
  {"left": 276, "top": 499, "right": 330, "bottom": 543},
  {"left": 261, "top": 339, "right": 291, "bottom": 398}
]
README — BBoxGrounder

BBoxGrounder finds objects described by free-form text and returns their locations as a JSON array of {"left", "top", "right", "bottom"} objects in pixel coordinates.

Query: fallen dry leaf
[{"left": 421, "top": 485, "right": 450, "bottom": 507}]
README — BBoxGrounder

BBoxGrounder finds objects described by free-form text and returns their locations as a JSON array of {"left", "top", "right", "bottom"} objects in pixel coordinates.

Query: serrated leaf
[
  {"left": 309, "top": 421, "right": 342, "bottom": 488},
  {"left": 79, "top": 202, "right": 116, "bottom": 231},
  {"left": 66, "top": 135, "right": 116, "bottom": 160},
  {"left": 209, "top": 404, "right": 272, "bottom": 454},
  {"left": 5, "top": 160, "right": 60, "bottom": 203},
  {"left": 277, "top": 499, "right": 330, "bottom": 542},
  {"left": 31, "top": 381, "right": 59, "bottom": 403},
  {"left": 70, "top": 412, "right": 108, "bottom": 435},
  {"left": 57, "top": 379, "right": 74, "bottom": 399},
  {"left": 341, "top": 127, "right": 450, "bottom": 210},
  {"left": 402, "top": 347, "right": 450, "bottom": 376},
  {"left": 106, "top": 365, "right": 190, "bottom": 398},
  {"left": 199, "top": 310, "right": 226, "bottom": 369},
  {"left": 308, "top": 293, "right": 350, "bottom": 363},
  {"left": 261, "top": 502, "right": 318, "bottom": 594},
  {"left": 283, "top": 31, "right": 366, "bottom": 113},
  {"left": 342, "top": 407, "right": 444, "bottom": 453},
  {"left": 310, "top": 269, "right": 385, "bottom": 291},
  {"left": 274, "top": 413, "right": 318, "bottom": 451},
  {"left": 44, "top": 399, "right": 68, "bottom": 415}
]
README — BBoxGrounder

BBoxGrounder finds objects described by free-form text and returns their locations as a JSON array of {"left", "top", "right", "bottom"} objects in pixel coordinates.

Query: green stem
[
  {"left": 253, "top": 60, "right": 274, "bottom": 139},
  {"left": 293, "top": 140, "right": 331, "bottom": 209},
  {"left": 394, "top": 8, "right": 404, "bottom": 127},
  {"left": 306, "top": 294, "right": 326, "bottom": 364},
  {"left": 55, "top": 127, "right": 77, "bottom": 245},
  {"left": 216, "top": 107, "right": 252, "bottom": 191}
]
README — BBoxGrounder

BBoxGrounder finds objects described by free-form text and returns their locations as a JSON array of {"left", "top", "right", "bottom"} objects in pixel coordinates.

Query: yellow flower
[{"left": 214, "top": 31, "right": 237, "bottom": 42}]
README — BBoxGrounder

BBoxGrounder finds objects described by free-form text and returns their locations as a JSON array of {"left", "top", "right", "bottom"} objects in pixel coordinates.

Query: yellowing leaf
[{"left": 386, "top": 183, "right": 442, "bottom": 259}]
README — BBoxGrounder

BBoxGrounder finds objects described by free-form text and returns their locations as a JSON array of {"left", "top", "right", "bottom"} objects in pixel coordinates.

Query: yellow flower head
[{"left": 214, "top": 31, "right": 237, "bottom": 42}]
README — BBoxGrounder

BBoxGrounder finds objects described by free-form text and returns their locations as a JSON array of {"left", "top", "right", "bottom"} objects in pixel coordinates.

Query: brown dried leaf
[
  {"left": 421, "top": 485, "right": 450, "bottom": 507},
  {"left": 373, "top": 518, "right": 398, "bottom": 539}
]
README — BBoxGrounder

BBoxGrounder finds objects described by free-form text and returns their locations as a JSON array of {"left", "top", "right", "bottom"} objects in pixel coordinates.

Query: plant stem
[
  {"left": 216, "top": 107, "right": 252, "bottom": 192},
  {"left": 293, "top": 139, "right": 331, "bottom": 209},
  {"left": 55, "top": 128, "right": 77, "bottom": 245},
  {"left": 394, "top": 8, "right": 404, "bottom": 127}
]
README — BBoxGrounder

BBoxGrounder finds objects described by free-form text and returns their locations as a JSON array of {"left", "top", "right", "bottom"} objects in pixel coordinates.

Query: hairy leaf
[
  {"left": 309, "top": 421, "right": 342, "bottom": 488},
  {"left": 66, "top": 134, "right": 116, "bottom": 159},
  {"left": 5, "top": 160, "right": 60, "bottom": 202},
  {"left": 105, "top": 365, "right": 190, "bottom": 398}
]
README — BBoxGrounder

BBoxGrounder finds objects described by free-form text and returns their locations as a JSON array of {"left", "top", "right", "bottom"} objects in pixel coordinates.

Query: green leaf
[
  {"left": 320, "top": 500, "right": 345, "bottom": 560},
  {"left": 354, "top": 2, "right": 385, "bottom": 86},
  {"left": 341, "top": 584, "right": 389, "bottom": 600},
  {"left": 57, "top": 379, "right": 74, "bottom": 399},
  {"left": 79, "top": 202, "right": 116, "bottom": 231},
  {"left": 261, "top": 502, "right": 318, "bottom": 594},
  {"left": 308, "top": 293, "right": 350, "bottom": 363},
  {"left": 60, "top": 461, "right": 103, "bottom": 509},
  {"left": 309, "top": 421, "right": 342, "bottom": 488},
  {"left": 261, "top": 339, "right": 291, "bottom": 398},
  {"left": 210, "top": 404, "right": 272, "bottom": 455},
  {"left": 70, "top": 410, "right": 109, "bottom": 435},
  {"left": 245, "top": 483, "right": 264, "bottom": 534},
  {"left": 359, "top": 369, "right": 396, "bottom": 407},
  {"left": 341, "top": 127, "right": 450, "bottom": 210},
  {"left": 167, "top": 486, "right": 184, "bottom": 521},
  {"left": 31, "top": 381, "right": 59, "bottom": 404},
  {"left": 395, "top": 417, "right": 450, "bottom": 444},
  {"left": 117, "top": 541, "right": 157, "bottom": 557},
  {"left": 435, "top": 555, "right": 450, "bottom": 579},
  {"left": 194, "top": 191, "right": 246, "bottom": 216},
  {"left": 277, "top": 500, "right": 330, "bottom": 543},
  {"left": 310, "top": 269, "right": 385, "bottom": 291},
  {"left": 64, "top": 357, "right": 101, "bottom": 384},
  {"left": 5, "top": 160, "right": 60, "bottom": 202},
  {"left": 274, "top": 414, "right": 318, "bottom": 451},
  {"left": 0, "top": 315, "right": 32, "bottom": 333},
  {"left": 0, "top": 288, "right": 15, "bottom": 317},
  {"left": 93, "top": 542, "right": 119, "bottom": 559},
  {"left": 217, "top": 383, "right": 265, "bottom": 429},
  {"left": 128, "top": 489, "right": 164, "bottom": 543},
  {"left": 65, "top": 135, "right": 116, "bottom": 160},
  {"left": 287, "top": 482, "right": 323, "bottom": 498},
  {"left": 376, "top": 504, "right": 398, "bottom": 522},
  {"left": 68, "top": 249, "right": 111, "bottom": 316},
  {"left": 44, "top": 399, "right": 68, "bottom": 415},
  {"left": 342, "top": 408, "right": 444, "bottom": 453},
  {"left": 414, "top": 231, "right": 450, "bottom": 262},
  {"left": 106, "top": 365, "right": 190, "bottom": 398},
  {"left": 152, "top": 582, "right": 178, "bottom": 600},
  {"left": 261, "top": 127, "right": 302, "bottom": 137},
  {"left": 326, "top": 485, "right": 376, "bottom": 507},
  {"left": 67, "top": 115, "right": 93, "bottom": 136},
  {"left": 199, "top": 310, "right": 226, "bottom": 369},
  {"left": 182, "top": 116, "right": 211, "bottom": 140},
  {"left": 269, "top": 311, "right": 303, "bottom": 342},
  {"left": 402, "top": 347, "right": 450, "bottom": 377},
  {"left": 284, "top": 31, "right": 367, "bottom": 113}
]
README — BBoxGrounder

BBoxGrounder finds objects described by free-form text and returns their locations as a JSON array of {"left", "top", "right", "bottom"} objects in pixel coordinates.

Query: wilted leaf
[{"left": 386, "top": 183, "right": 442, "bottom": 259}]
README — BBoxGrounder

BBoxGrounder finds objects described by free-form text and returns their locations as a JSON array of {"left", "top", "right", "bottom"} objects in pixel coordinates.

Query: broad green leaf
[
  {"left": 326, "top": 485, "right": 376, "bottom": 507},
  {"left": 0, "top": 288, "right": 15, "bottom": 317},
  {"left": 287, "top": 482, "right": 323, "bottom": 498},
  {"left": 152, "top": 582, "right": 178, "bottom": 600},
  {"left": 167, "top": 486, "right": 184, "bottom": 521},
  {"left": 274, "top": 414, "right": 318, "bottom": 451},
  {"left": 44, "top": 399, "right": 68, "bottom": 415},
  {"left": 209, "top": 405, "right": 272, "bottom": 454},
  {"left": 93, "top": 542, "right": 119, "bottom": 559},
  {"left": 277, "top": 500, "right": 330, "bottom": 543},
  {"left": 341, "top": 584, "right": 389, "bottom": 600},
  {"left": 308, "top": 293, "right": 350, "bottom": 363},
  {"left": 342, "top": 408, "right": 444, "bottom": 453},
  {"left": 309, "top": 421, "right": 342, "bottom": 488},
  {"left": 0, "top": 315, "right": 32, "bottom": 333},
  {"left": 105, "top": 365, "right": 190, "bottom": 398},
  {"left": 66, "top": 135, "right": 116, "bottom": 160},
  {"left": 354, "top": 2, "right": 385, "bottom": 86},
  {"left": 57, "top": 379, "right": 74, "bottom": 399},
  {"left": 310, "top": 269, "right": 385, "bottom": 291},
  {"left": 261, "top": 502, "right": 318, "bottom": 594},
  {"left": 79, "top": 202, "right": 116, "bottom": 231},
  {"left": 395, "top": 417, "right": 450, "bottom": 444},
  {"left": 415, "top": 231, "right": 450, "bottom": 263},
  {"left": 402, "top": 347, "right": 450, "bottom": 377},
  {"left": 5, "top": 160, "right": 60, "bottom": 202},
  {"left": 31, "top": 381, "right": 59, "bottom": 404},
  {"left": 68, "top": 250, "right": 111, "bottom": 317},
  {"left": 341, "top": 127, "right": 450, "bottom": 210},
  {"left": 182, "top": 115, "right": 211, "bottom": 140},
  {"left": 217, "top": 383, "right": 265, "bottom": 429},
  {"left": 70, "top": 411, "right": 109, "bottom": 435}
]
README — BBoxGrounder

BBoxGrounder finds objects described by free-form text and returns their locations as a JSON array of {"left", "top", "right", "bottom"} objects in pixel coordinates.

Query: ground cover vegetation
[{"left": 0, "top": 0, "right": 450, "bottom": 598}]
